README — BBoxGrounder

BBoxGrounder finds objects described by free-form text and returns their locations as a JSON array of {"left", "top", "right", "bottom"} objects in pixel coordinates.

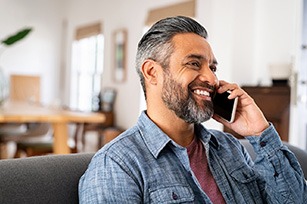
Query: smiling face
[{"left": 161, "top": 33, "right": 219, "bottom": 124}]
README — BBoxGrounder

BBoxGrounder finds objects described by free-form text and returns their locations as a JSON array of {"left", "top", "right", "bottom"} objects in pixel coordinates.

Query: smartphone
[{"left": 213, "top": 91, "right": 238, "bottom": 123}]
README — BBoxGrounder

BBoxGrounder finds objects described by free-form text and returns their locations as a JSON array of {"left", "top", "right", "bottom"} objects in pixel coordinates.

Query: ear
[{"left": 141, "top": 59, "right": 159, "bottom": 85}]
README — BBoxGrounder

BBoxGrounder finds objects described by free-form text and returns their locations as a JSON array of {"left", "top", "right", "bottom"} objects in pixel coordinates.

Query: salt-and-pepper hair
[{"left": 135, "top": 16, "right": 208, "bottom": 99}]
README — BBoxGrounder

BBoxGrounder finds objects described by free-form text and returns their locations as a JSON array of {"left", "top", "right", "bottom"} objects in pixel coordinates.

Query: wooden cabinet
[{"left": 224, "top": 86, "right": 290, "bottom": 141}]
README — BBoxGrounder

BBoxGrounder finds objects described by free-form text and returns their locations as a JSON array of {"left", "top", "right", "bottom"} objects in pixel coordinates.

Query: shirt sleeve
[
  {"left": 78, "top": 151, "right": 143, "bottom": 203},
  {"left": 246, "top": 124, "right": 307, "bottom": 203}
]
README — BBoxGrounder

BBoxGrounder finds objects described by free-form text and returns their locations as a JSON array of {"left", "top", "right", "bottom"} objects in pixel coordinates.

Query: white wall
[
  {"left": 0, "top": 0, "right": 66, "bottom": 104},
  {"left": 196, "top": 0, "right": 302, "bottom": 144},
  {"left": 197, "top": 0, "right": 299, "bottom": 86},
  {"left": 63, "top": 0, "right": 185, "bottom": 129},
  {"left": 0, "top": 0, "right": 303, "bottom": 143}
]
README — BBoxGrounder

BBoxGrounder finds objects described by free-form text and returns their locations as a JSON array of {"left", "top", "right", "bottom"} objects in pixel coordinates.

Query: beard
[{"left": 161, "top": 72, "right": 214, "bottom": 124}]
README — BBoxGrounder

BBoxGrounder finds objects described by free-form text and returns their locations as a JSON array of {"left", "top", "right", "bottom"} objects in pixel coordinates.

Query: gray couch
[
  {"left": 0, "top": 141, "right": 306, "bottom": 204},
  {"left": 0, "top": 153, "right": 94, "bottom": 204}
]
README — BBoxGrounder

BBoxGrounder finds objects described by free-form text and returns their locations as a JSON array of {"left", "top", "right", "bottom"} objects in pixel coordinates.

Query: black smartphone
[{"left": 213, "top": 91, "right": 238, "bottom": 123}]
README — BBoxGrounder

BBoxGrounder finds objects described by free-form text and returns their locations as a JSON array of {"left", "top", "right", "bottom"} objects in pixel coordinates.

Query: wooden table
[{"left": 0, "top": 100, "right": 105, "bottom": 154}]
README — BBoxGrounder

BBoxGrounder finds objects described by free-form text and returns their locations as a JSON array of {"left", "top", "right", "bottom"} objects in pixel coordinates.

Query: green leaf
[{"left": 1, "top": 28, "right": 32, "bottom": 46}]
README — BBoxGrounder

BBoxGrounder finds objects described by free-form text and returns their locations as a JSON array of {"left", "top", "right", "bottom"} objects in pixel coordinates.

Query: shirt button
[
  {"left": 260, "top": 141, "right": 267, "bottom": 147},
  {"left": 172, "top": 192, "right": 178, "bottom": 200}
]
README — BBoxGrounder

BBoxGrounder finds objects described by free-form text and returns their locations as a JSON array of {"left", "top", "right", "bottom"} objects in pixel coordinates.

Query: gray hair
[{"left": 135, "top": 16, "right": 208, "bottom": 99}]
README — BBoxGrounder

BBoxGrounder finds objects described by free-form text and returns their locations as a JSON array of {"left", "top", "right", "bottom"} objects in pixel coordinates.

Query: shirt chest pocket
[
  {"left": 229, "top": 165, "right": 258, "bottom": 183},
  {"left": 149, "top": 185, "right": 195, "bottom": 204},
  {"left": 228, "top": 165, "right": 263, "bottom": 202}
]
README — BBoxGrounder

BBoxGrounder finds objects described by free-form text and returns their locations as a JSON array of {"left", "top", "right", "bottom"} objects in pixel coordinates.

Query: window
[{"left": 70, "top": 23, "right": 104, "bottom": 111}]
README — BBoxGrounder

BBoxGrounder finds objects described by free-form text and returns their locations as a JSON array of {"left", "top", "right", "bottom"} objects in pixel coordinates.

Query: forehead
[{"left": 171, "top": 33, "right": 215, "bottom": 62}]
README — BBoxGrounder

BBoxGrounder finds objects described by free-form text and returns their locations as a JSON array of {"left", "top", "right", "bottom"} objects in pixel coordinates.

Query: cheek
[{"left": 174, "top": 70, "right": 199, "bottom": 87}]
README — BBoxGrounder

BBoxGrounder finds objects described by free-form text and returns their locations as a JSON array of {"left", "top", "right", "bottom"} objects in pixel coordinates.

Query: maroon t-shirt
[{"left": 187, "top": 137, "right": 226, "bottom": 204}]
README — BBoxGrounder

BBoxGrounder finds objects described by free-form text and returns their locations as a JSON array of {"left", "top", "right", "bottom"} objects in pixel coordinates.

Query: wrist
[{"left": 254, "top": 122, "right": 270, "bottom": 136}]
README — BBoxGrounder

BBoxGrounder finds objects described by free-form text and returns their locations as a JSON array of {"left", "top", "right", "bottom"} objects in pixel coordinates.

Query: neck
[{"left": 146, "top": 106, "right": 195, "bottom": 147}]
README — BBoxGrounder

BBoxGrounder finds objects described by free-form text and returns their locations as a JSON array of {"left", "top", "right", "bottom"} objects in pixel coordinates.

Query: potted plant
[
  {"left": 0, "top": 28, "right": 32, "bottom": 104},
  {"left": 1, "top": 28, "right": 32, "bottom": 47}
]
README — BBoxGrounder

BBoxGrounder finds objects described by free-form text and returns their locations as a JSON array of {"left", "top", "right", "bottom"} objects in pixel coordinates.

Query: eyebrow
[{"left": 184, "top": 54, "right": 218, "bottom": 65}]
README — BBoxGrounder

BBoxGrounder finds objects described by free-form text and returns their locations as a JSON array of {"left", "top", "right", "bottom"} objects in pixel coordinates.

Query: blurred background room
[{"left": 1, "top": 0, "right": 307, "bottom": 158}]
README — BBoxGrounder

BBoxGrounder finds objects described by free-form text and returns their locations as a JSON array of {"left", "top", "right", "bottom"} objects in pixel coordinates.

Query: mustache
[{"left": 188, "top": 81, "right": 216, "bottom": 94}]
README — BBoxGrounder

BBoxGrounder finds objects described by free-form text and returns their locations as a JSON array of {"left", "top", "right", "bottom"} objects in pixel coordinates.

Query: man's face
[{"left": 161, "top": 33, "right": 219, "bottom": 124}]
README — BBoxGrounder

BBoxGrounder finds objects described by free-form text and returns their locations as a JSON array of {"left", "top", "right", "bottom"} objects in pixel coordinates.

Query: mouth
[{"left": 191, "top": 88, "right": 214, "bottom": 101}]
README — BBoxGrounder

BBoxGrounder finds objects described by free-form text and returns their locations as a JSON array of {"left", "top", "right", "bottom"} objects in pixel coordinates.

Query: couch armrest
[{"left": 0, "top": 153, "right": 94, "bottom": 204}]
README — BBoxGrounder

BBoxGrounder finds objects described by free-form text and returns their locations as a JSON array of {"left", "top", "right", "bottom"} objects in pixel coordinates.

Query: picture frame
[{"left": 113, "top": 29, "right": 127, "bottom": 82}]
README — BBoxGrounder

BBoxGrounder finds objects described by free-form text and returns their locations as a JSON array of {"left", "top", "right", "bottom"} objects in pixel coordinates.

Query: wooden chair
[
  {"left": 0, "top": 74, "right": 52, "bottom": 158},
  {"left": 9, "top": 74, "right": 40, "bottom": 103},
  {"left": 11, "top": 123, "right": 53, "bottom": 158}
]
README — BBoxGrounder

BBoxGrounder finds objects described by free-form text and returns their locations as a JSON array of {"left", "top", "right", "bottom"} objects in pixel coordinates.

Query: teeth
[{"left": 194, "top": 89, "right": 210, "bottom": 96}]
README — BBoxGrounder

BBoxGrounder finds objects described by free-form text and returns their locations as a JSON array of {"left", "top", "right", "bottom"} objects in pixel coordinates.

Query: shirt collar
[
  {"left": 195, "top": 124, "right": 220, "bottom": 149},
  {"left": 137, "top": 111, "right": 172, "bottom": 158},
  {"left": 137, "top": 111, "right": 220, "bottom": 158}
]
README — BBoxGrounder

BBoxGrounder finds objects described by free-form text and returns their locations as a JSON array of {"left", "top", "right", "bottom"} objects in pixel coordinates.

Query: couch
[
  {"left": 0, "top": 141, "right": 306, "bottom": 204},
  {"left": 0, "top": 153, "right": 94, "bottom": 204}
]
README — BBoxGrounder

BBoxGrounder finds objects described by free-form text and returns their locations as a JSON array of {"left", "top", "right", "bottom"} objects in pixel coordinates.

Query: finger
[
  {"left": 227, "top": 87, "right": 244, "bottom": 99},
  {"left": 217, "top": 81, "right": 241, "bottom": 99},
  {"left": 217, "top": 81, "right": 238, "bottom": 91}
]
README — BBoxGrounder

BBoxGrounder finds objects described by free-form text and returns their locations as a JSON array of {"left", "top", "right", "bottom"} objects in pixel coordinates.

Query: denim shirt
[{"left": 79, "top": 111, "right": 307, "bottom": 203}]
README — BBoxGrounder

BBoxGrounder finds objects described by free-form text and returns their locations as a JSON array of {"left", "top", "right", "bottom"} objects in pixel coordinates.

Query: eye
[
  {"left": 186, "top": 61, "right": 201, "bottom": 69},
  {"left": 210, "top": 64, "right": 217, "bottom": 73}
]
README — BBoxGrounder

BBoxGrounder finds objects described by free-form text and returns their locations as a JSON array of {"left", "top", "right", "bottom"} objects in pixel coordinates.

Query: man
[{"left": 79, "top": 16, "right": 307, "bottom": 203}]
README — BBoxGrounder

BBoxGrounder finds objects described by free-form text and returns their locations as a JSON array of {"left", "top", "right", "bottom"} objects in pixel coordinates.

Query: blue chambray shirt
[{"left": 79, "top": 111, "right": 307, "bottom": 203}]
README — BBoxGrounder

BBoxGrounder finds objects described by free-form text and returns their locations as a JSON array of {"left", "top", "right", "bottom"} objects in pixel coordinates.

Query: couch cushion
[{"left": 0, "top": 153, "right": 94, "bottom": 204}]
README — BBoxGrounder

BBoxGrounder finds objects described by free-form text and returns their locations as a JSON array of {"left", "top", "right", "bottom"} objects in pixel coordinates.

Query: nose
[{"left": 198, "top": 66, "right": 218, "bottom": 86}]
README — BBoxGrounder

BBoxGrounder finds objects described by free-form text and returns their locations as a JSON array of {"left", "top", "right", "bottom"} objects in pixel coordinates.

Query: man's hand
[{"left": 212, "top": 80, "right": 269, "bottom": 136}]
